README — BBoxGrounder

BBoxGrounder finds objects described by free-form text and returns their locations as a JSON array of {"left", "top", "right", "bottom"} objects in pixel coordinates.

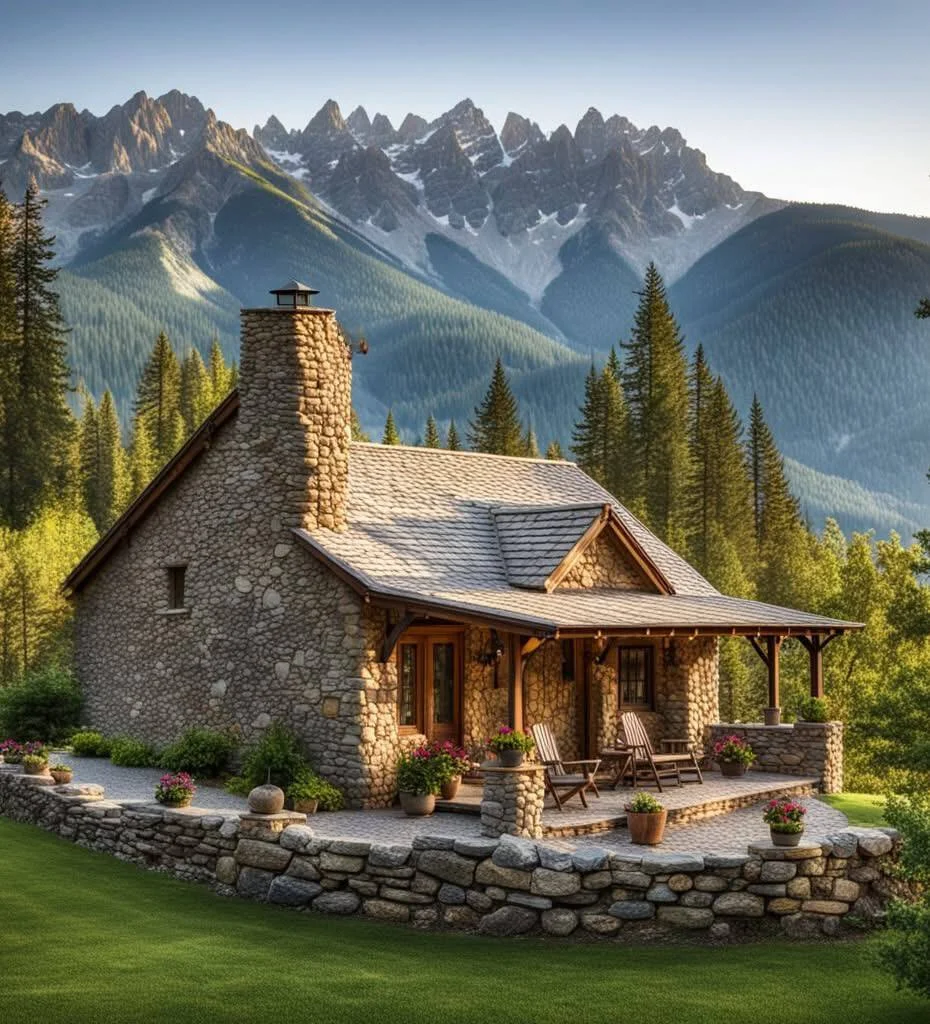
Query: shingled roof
[{"left": 295, "top": 443, "right": 861, "bottom": 638}]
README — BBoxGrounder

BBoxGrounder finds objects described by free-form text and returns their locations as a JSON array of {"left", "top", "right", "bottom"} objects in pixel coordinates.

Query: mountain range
[{"left": 2, "top": 90, "right": 929, "bottom": 538}]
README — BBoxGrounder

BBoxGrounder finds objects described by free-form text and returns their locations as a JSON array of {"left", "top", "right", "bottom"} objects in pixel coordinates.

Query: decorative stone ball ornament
[{"left": 248, "top": 784, "right": 285, "bottom": 814}]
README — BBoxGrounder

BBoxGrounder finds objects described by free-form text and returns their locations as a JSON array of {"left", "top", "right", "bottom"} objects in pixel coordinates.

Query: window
[
  {"left": 395, "top": 631, "right": 462, "bottom": 740},
  {"left": 561, "top": 639, "right": 577, "bottom": 683},
  {"left": 398, "top": 643, "right": 418, "bottom": 728},
  {"left": 167, "top": 565, "right": 186, "bottom": 610},
  {"left": 618, "top": 646, "right": 653, "bottom": 708}
]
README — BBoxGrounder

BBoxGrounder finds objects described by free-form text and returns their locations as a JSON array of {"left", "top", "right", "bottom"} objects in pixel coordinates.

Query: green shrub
[
  {"left": 799, "top": 696, "right": 829, "bottom": 722},
  {"left": 69, "top": 731, "right": 111, "bottom": 758},
  {"left": 161, "top": 728, "right": 236, "bottom": 778},
  {"left": 109, "top": 737, "right": 158, "bottom": 768},
  {"left": 287, "top": 768, "right": 344, "bottom": 811},
  {"left": 0, "top": 667, "right": 82, "bottom": 742},
  {"left": 225, "top": 722, "right": 308, "bottom": 794},
  {"left": 875, "top": 791, "right": 930, "bottom": 999}
]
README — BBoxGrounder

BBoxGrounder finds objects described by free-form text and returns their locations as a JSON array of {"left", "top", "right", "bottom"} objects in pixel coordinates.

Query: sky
[{"left": 2, "top": 0, "right": 929, "bottom": 215}]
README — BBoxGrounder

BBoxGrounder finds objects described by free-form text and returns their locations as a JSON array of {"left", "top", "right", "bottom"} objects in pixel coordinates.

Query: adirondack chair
[
  {"left": 619, "top": 712, "right": 704, "bottom": 792},
  {"left": 531, "top": 723, "right": 601, "bottom": 810}
]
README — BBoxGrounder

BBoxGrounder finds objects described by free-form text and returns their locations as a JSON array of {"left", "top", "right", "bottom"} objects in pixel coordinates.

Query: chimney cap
[{"left": 270, "top": 280, "right": 320, "bottom": 307}]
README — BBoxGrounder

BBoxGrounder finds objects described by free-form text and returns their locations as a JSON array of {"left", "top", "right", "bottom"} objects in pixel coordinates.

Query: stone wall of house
[
  {"left": 462, "top": 628, "right": 508, "bottom": 758},
  {"left": 1, "top": 769, "right": 905, "bottom": 941},
  {"left": 72, "top": 307, "right": 396, "bottom": 808},
  {"left": 707, "top": 723, "right": 844, "bottom": 794},
  {"left": 523, "top": 640, "right": 581, "bottom": 760},
  {"left": 556, "top": 533, "right": 646, "bottom": 590}
]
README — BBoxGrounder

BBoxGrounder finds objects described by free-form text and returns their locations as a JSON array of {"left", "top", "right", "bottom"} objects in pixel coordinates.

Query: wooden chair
[
  {"left": 619, "top": 712, "right": 704, "bottom": 792},
  {"left": 531, "top": 723, "right": 601, "bottom": 810}
]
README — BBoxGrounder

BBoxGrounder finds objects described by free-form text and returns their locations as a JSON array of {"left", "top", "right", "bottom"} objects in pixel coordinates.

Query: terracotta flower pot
[
  {"left": 627, "top": 809, "right": 668, "bottom": 845},
  {"left": 24, "top": 762, "right": 49, "bottom": 776},
  {"left": 719, "top": 760, "right": 747, "bottom": 777},
  {"left": 292, "top": 797, "right": 319, "bottom": 815},
  {"left": 498, "top": 750, "right": 524, "bottom": 768},
  {"left": 50, "top": 770, "right": 73, "bottom": 784},
  {"left": 399, "top": 792, "right": 436, "bottom": 816},
  {"left": 770, "top": 828, "right": 803, "bottom": 847},
  {"left": 440, "top": 776, "right": 461, "bottom": 800},
  {"left": 160, "top": 796, "right": 193, "bottom": 809}
]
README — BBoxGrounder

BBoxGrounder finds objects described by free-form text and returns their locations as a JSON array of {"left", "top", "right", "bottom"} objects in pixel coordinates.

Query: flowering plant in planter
[
  {"left": 626, "top": 792, "right": 663, "bottom": 814},
  {"left": 625, "top": 792, "right": 667, "bottom": 845},
  {"left": 713, "top": 735, "right": 755, "bottom": 765},
  {"left": 0, "top": 739, "right": 23, "bottom": 763},
  {"left": 762, "top": 796, "right": 807, "bottom": 834},
  {"left": 22, "top": 753, "right": 49, "bottom": 775},
  {"left": 487, "top": 726, "right": 535, "bottom": 754},
  {"left": 154, "top": 771, "right": 196, "bottom": 807},
  {"left": 396, "top": 748, "right": 442, "bottom": 796},
  {"left": 429, "top": 740, "right": 471, "bottom": 783}
]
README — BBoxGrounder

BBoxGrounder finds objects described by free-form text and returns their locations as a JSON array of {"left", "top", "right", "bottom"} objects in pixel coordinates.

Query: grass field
[
  {"left": 822, "top": 792, "right": 887, "bottom": 827},
  {"left": 0, "top": 817, "right": 924, "bottom": 1024}
]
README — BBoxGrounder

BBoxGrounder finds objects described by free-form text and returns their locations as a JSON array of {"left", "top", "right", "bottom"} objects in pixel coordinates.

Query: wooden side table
[{"left": 599, "top": 747, "right": 634, "bottom": 790}]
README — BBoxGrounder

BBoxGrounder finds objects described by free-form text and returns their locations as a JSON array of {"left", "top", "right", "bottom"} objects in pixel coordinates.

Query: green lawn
[
  {"left": 0, "top": 817, "right": 925, "bottom": 1024},
  {"left": 822, "top": 792, "right": 887, "bottom": 827}
]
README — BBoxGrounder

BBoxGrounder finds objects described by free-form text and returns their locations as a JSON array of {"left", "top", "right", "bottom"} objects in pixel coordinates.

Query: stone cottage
[{"left": 64, "top": 282, "right": 858, "bottom": 806}]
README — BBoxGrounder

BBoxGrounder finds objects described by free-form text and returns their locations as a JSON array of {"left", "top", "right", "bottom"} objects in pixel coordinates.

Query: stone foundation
[
  {"left": 708, "top": 722, "right": 843, "bottom": 794},
  {"left": 480, "top": 765, "right": 544, "bottom": 839},
  {"left": 1, "top": 766, "right": 905, "bottom": 942}
]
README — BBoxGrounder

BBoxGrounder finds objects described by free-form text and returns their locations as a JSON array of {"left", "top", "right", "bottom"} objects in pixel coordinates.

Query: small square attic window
[{"left": 167, "top": 565, "right": 187, "bottom": 609}]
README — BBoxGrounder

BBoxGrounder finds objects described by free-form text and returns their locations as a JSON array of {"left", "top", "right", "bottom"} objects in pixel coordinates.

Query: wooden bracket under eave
[{"left": 381, "top": 609, "right": 416, "bottom": 663}]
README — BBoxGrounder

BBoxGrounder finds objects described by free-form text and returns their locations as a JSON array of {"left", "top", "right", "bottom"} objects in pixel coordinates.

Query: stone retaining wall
[
  {"left": 0, "top": 768, "right": 903, "bottom": 942},
  {"left": 708, "top": 723, "right": 844, "bottom": 794}
]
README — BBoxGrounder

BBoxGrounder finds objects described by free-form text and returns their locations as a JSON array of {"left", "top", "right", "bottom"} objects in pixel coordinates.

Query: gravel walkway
[
  {"left": 54, "top": 756, "right": 848, "bottom": 855},
  {"left": 53, "top": 754, "right": 249, "bottom": 813}
]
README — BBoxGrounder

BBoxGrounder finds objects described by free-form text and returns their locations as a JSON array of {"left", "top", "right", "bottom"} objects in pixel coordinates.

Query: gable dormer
[{"left": 492, "top": 502, "right": 673, "bottom": 594}]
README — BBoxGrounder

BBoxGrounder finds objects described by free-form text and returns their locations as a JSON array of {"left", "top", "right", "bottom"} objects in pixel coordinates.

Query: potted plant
[
  {"left": 22, "top": 752, "right": 49, "bottom": 776},
  {"left": 798, "top": 696, "right": 829, "bottom": 723},
  {"left": 396, "top": 748, "right": 440, "bottom": 816},
  {"left": 0, "top": 739, "right": 23, "bottom": 764},
  {"left": 487, "top": 725, "right": 535, "bottom": 768},
  {"left": 286, "top": 770, "right": 344, "bottom": 814},
  {"left": 762, "top": 796, "right": 807, "bottom": 847},
  {"left": 625, "top": 792, "right": 667, "bottom": 845},
  {"left": 154, "top": 771, "right": 196, "bottom": 808},
  {"left": 713, "top": 734, "right": 755, "bottom": 777},
  {"left": 49, "top": 763, "right": 74, "bottom": 784},
  {"left": 432, "top": 740, "right": 471, "bottom": 800}
]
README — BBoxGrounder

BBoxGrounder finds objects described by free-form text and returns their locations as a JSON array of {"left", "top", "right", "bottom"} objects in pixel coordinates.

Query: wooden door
[{"left": 396, "top": 630, "right": 463, "bottom": 744}]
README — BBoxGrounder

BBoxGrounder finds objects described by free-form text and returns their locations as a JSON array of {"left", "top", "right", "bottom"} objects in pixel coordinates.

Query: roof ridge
[
  {"left": 350, "top": 441, "right": 572, "bottom": 465},
  {"left": 491, "top": 501, "right": 606, "bottom": 516}
]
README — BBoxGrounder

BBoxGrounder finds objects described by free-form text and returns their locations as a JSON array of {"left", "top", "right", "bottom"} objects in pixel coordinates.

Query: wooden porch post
[
  {"left": 766, "top": 635, "right": 782, "bottom": 711},
  {"left": 509, "top": 634, "right": 524, "bottom": 733},
  {"left": 809, "top": 636, "right": 824, "bottom": 699}
]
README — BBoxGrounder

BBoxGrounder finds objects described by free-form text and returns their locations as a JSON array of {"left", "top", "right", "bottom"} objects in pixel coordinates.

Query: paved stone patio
[{"left": 52, "top": 757, "right": 848, "bottom": 856}]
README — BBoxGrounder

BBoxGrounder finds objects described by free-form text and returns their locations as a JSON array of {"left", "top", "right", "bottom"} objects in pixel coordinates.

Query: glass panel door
[{"left": 427, "top": 637, "right": 460, "bottom": 744}]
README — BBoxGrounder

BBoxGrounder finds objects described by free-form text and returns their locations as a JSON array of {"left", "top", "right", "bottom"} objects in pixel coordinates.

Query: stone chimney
[{"left": 237, "top": 281, "right": 351, "bottom": 531}]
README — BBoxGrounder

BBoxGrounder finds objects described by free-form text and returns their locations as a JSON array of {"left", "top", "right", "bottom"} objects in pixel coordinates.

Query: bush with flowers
[
  {"left": 155, "top": 771, "right": 196, "bottom": 807},
  {"left": 396, "top": 747, "right": 442, "bottom": 796},
  {"left": 0, "top": 739, "right": 24, "bottom": 763},
  {"left": 712, "top": 734, "right": 755, "bottom": 765},
  {"left": 429, "top": 740, "right": 471, "bottom": 784},
  {"left": 487, "top": 725, "right": 535, "bottom": 755},
  {"left": 762, "top": 796, "right": 807, "bottom": 834}
]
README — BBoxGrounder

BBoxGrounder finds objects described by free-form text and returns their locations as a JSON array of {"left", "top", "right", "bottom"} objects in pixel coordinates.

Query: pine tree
[
  {"left": 1, "top": 182, "right": 73, "bottom": 528},
  {"left": 546, "top": 440, "right": 564, "bottom": 460},
  {"left": 382, "top": 410, "right": 401, "bottom": 445},
  {"left": 571, "top": 364, "right": 606, "bottom": 478},
  {"left": 424, "top": 415, "right": 441, "bottom": 449},
  {"left": 128, "top": 414, "right": 156, "bottom": 498},
  {"left": 95, "top": 391, "right": 128, "bottom": 530},
  {"left": 446, "top": 419, "right": 462, "bottom": 451},
  {"left": 350, "top": 408, "right": 370, "bottom": 442},
  {"left": 207, "top": 336, "right": 232, "bottom": 405},
  {"left": 622, "top": 263, "right": 692, "bottom": 544},
  {"left": 747, "top": 394, "right": 806, "bottom": 605},
  {"left": 0, "top": 187, "right": 19, "bottom": 528},
  {"left": 523, "top": 424, "right": 539, "bottom": 458},
  {"left": 135, "top": 331, "right": 182, "bottom": 467},
  {"left": 179, "top": 348, "right": 212, "bottom": 435},
  {"left": 469, "top": 358, "right": 524, "bottom": 455}
]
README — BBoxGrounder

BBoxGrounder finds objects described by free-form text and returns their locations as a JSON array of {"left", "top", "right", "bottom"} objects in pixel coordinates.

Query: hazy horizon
[{"left": 2, "top": 0, "right": 928, "bottom": 217}]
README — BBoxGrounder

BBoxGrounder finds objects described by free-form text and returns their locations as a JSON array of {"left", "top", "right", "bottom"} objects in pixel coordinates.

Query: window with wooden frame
[
  {"left": 618, "top": 645, "right": 654, "bottom": 709},
  {"left": 395, "top": 629, "right": 463, "bottom": 740},
  {"left": 166, "top": 565, "right": 187, "bottom": 610}
]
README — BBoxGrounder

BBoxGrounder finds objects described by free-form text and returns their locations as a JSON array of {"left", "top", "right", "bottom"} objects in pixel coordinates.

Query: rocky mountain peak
[
  {"left": 253, "top": 114, "right": 292, "bottom": 151},
  {"left": 369, "top": 113, "right": 399, "bottom": 146},
  {"left": 306, "top": 99, "right": 347, "bottom": 135},
  {"left": 500, "top": 112, "right": 544, "bottom": 157},
  {"left": 574, "top": 106, "right": 607, "bottom": 162},
  {"left": 346, "top": 105, "right": 372, "bottom": 140},
  {"left": 397, "top": 113, "right": 428, "bottom": 141}
]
